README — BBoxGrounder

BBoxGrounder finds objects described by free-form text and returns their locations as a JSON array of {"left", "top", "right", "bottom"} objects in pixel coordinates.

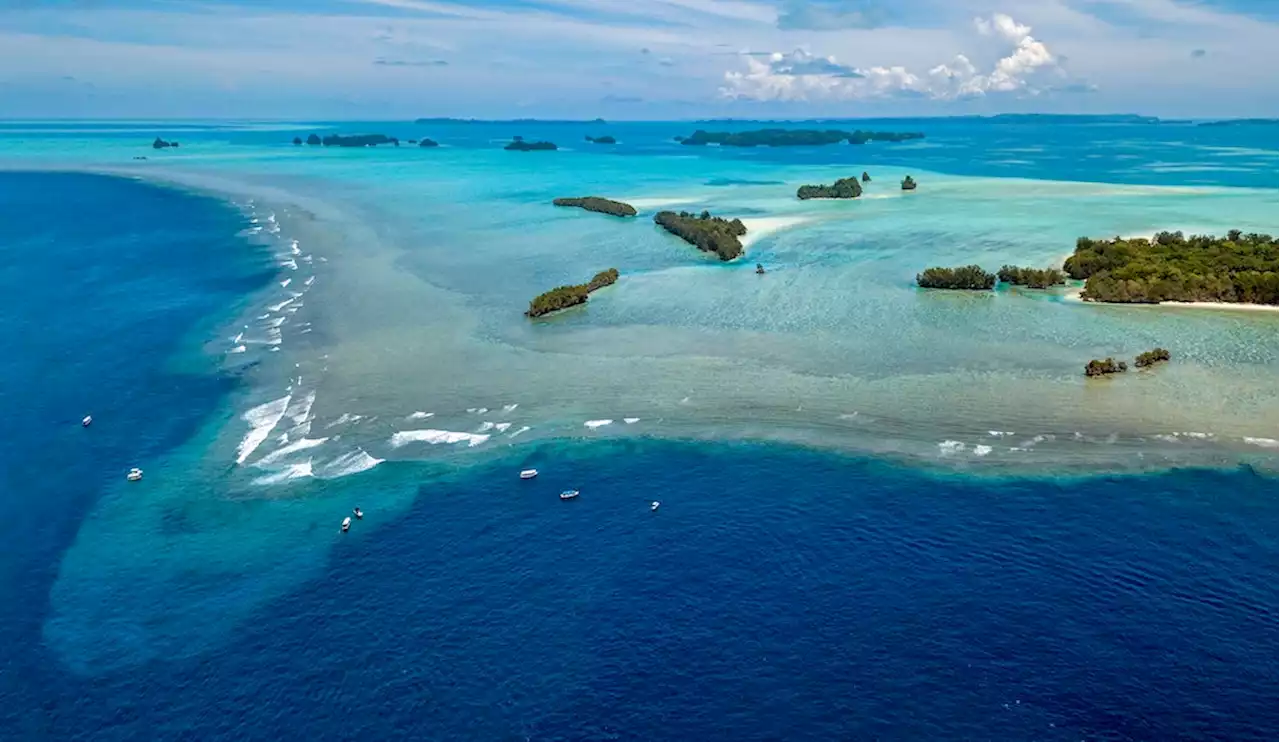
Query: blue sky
[{"left": 0, "top": 0, "right": 1275, "bottom": 118}]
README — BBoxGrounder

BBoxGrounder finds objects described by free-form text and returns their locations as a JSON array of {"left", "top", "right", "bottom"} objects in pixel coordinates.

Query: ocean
[{"left": 0, "top": 119, "right": 1276, "bottom": 740}]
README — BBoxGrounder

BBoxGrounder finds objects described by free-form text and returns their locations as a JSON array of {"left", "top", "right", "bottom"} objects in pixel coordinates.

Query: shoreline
[{"left": 1064, "top": 287, "right": 1278, "bottom": 313}]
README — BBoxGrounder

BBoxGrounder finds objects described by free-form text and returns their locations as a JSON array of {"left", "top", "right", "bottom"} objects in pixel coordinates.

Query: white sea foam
[
  {"left": 290, "top": 239, "right": 301, "bottom": 255},
  {"left": 390, "top": 429, "right": 490, "bottom": 448},
  {"left": 838, "top": 412, "right": 860, "bottom": 420},
  {"left": 477, "top": 422, "right": 495, "bottom": 432},
  {"left": 325, "top": 412, "right": 364, "bottom": 429},
  {"left": 280, "top": 258, "right": 298, "bottom": 271},
  {"left": 584, "top": 419, "right": 613, "bottom": 429},
  {"left": 938, "top": 440, "right": 965, "bottom": 455},
  {"left": 285, "top": 390, "right": 316, "bottom": 427},
  {"left": 232, "top": 331, "right": 244, "bottom": 343},
  {"left": 254, "top": 436, "right": 330, "bottom": 467},
  {"left": 280, "top": 278, "right": 292, "bottom": 288},
  {"left": 623, "top": 417, "right": 640, "bottom": 424},
  {"left": 236, "top": 395, "right": 291, "bottom": 464},
  {"left": 508, "top": 425, "right": 531, "bottom": 439},
  {"left": 304, "top": 276, "right": 316, "bottom": 287},
  {"left": 1242, "top": 437, "right": 1278, "bottom": 448},
  {"left": 407, "top": 411, "right": 434, "bottom": 420},
  {"left": 989, "top": 431, "right": 1015, "bottom": 438},
  {"left": 252, "top": 460, "right": 314, "bottom": 485},
  {"left": 972, "top": 444, "right": 993, "bottom": 457},
  {"left": 1154, "top": 434, "right": 1180, "bottom": 443},
  {"left": 739, "top": 216, "right": 812, "bottom": 249},
  {"left": 465, "top": 407, "right": 477, "bottom": 413},
  {"left": 265, "top": 316, "right": 286, "bottom": 328},
  {"left": 501, "top": 403, "right": 519, "bottom": 413},
  {"left": 267, "top": 298, "right": 294, "bottom": 312},
  {"left": 475, "top": 407, "right": 489, "bottom": 414},
  {"left": 228, "top": 345, "right": 247, "bottom": 354},
  {"left": 316, "top": 449, "right": 384, "bottom": 479},
  {"left": 494, "top": 422, "right": 512, "bottom": 432}
]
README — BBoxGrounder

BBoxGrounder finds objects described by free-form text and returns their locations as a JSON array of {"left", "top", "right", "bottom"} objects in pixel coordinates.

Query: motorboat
[
  {"left": 559, "top": 489, "right": 579, "bottom": 501},
  {"left": 352, "top": 507, "right": 364, "bottom": 519},
  {"left": 651, "top": 501, "right": 660, "bottom": 511},
  {"left": 126, "top": 467, "right": 143, "bottom": 482},
  {"left": 519, "top": 468, "right": 539, "bottom": 480},
  {"left": 341, "top": 516, "right": 352, "bottom": 533},
  {"left": 82, "top": 415, "right": 93, "bottom": 427}
]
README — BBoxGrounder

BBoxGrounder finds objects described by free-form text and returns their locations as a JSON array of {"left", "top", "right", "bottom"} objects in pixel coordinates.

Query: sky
[{"left": 0, "top": 0, "right": 1276, "bottom": 119}]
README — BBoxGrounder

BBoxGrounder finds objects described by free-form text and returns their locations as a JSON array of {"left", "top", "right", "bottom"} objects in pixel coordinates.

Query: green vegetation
[
  {"left": 1085, "top": 358, "right": 1127, "bottom": 377},
  {"left": 152, "top": 137, "right": 179, "bottom": 149},
  {"left": 997, "top": 265, "right": 1066, "bottom": 289},
  {"left": 526, "top": 268, "right": 619, "bottom": 317},
  {"left": 679, "top": 128, "right": 924, "bottom": 147},
  {"left": 314, "top": 134, "right": 399, "bottom": 147},
  {"left": 796, "top": 177, "right": 863, "bottom": 200},
  {"left": 861, "top": 172, "right": 871, "bottom": 182},
  {"left": 653, "top": 210, "right": 748, "bottom": 261},
  {"left": 1064, "top": 230, "right": 1278, "bottom": 304},
  {"left": 553, "top": 197, "right": 637, "bottom": 217},
  {"left": 419, "top": 138, "right": 439, "bottom": 148},
  {"left": 1134, "top": 347, "right": 1171, "bottom": 368},
  {"left": 916, "top": 265, "right": 996, "bottom": 290},
  {"left": 585, "top": 135, "right": 616, "bottom": 144},
  {"left": 505, "top": 136, "right": 557, "bottom": 151},
  {"left": 901, "top": 175, "right": 917, "bottom": 191}
]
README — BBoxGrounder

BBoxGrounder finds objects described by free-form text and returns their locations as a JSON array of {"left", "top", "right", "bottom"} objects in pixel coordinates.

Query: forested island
[
  {"left": 526, "top": 269, "right": 619, "bottom": 317},
  {"left": 505, "top": 136, "right": 557, "bottom": 151},
  {"left": 901, "top": 176, "right": 917, "bottom": 191},
  {"left": 1085, "top": 358, "right": 1127, "bottom": 377},
  {"left": 654, "top": 211, "right": 748, "bottom": 261},
  {"left": 916, "top": 265, "right": 996, "bottom": 290},
  {"left": 585, "top": 135, "right": 616, "bottom": 144},
  {"left": 678, "top": 128, "right": 924, "bottom": 147},
  {"left": 1064, "top": 230, "right": 1278, "bottom": 304},
  {"left": 553, "top": 197, "right": 637, "bottom": 217},
  {"left": 797, "top": 177, "right": 862, "bottom": 200},
  {"left": 1135, "top": 348, "right": 1171, "bottom": 368},
  {"left": 299, "top": 134, "right": 399, "bottom": 147},
  {"left": 997, "top": 265, "right": 1066, "bottom": 288},
  {"left": 152, "top": 138, "right": 180, "bottom": 149},
  {"left": 419, "top": 138, "right": 439, "bottom": 147},
  {"left": 861, "top": 172, "right": 871, "bottom": 182}
]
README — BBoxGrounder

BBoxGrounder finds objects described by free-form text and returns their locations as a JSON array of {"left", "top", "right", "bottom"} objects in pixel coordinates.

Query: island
[
  {"left": 861, "top": 172, "right": 871, "bottom": 182},
  {"left": 1196, "top": 118, "right": 1278, "bottom": 127},
  {"left": 292, "top": 137, "right": 302, "bottom": 146},
  {"left": 505, "top": 136, "right": 557, "bottom": 151},
  {"left": 653, "top": 210, "right": 747, "bottom": 261},
  {"left": 553, "top": 197, "right": 637, "bottom": 217},
  {"left": 418, "top": 138, "right": 439, "bottom": 148},
  {"left": 678, "top": 128, "right": 925, "bottom": 147},
  {"left": 303, "top": 134, "right": 399, "bottom": 147},
  {"left": 1134, "top": 348, "right": 1171, "bottom": 368},
  {"left": 997, "top": 265, "right": 1066, "bottom": 289},
  {"left": 901, "top": 175, "right": 917, "bottom": 191},
  {"left": 152, "top": 137, "right": 180, "bottom": 149},
  {"left": 797, "top": 176, "right": 862, "bottom": 200},
  {"left": 526, "top": 268, "right": 619, "bottom": 317},
  {"left": 1064, "top": 230, "right": 1278, "bottom": 304},
  {"left": 916, "top": 265, "right": 996, "bottom": 290},
  {"left": 585, "top": 135, "right": 616, "bottom": 144},
  {"left": 1085, "top": 358, "right": 1127, "bottom": 377}
]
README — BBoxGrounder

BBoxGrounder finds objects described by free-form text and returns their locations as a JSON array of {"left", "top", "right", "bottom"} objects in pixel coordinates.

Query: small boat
[
  {"left": 519, "top": 468, "right": 539, "bottom": 480},
  {"left": 755, "top": 263, "right": 766, "bottom": 275},
  {"left": 651, "top": 501, "right": 660, "bottom": 511},
  {"left": 82, "top": 415, "right": 93, "bottom": 427},
  {"left": 352, "top": 507, "right": 363, "bottom": 519},
  {"left": 126, "top": 467, "right": 143, "bottom": 482},
  {"left": 341, "top": 516, "right": 352, "bottom": 533},
  {"left": 559, "top": 489, "right": 579, "bottom": 501}
]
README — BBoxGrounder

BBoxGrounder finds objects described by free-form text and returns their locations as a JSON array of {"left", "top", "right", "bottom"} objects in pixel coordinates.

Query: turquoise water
[{"left": 0, "top": 119, "right": 1276, "bottom": 739}]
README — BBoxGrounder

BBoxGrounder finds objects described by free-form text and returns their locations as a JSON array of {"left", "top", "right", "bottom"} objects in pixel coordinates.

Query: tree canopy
[
  {"left": 916, "top": 265, "right": 996, "bottom": 290},
  {"left": 553, "top": 197, "right": 637, "bottom": 217},
  {"left": 997, "top": 265, "right": 1066, "bottom": 289},
  {"left": 526, "top": 269, "right": 619, "bottom": 317},
  {"left": 653, "top": 210, "right": 748, "bottom": 261},
  {"left": 797, "top": 177, "right": 863, "bottom": 200}
]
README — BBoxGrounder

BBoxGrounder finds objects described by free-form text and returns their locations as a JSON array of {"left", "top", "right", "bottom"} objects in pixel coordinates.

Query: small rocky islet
[
  {"left": 526, "top": 269, "right": 619, "bottom": 318},
  {"left": 553, "top": 197, "right": 636, "bottom": 217}
]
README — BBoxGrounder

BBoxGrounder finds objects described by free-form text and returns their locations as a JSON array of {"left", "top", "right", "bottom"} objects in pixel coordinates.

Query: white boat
[
  {"left": 341, "top": 516, "right": 352, "bottom": 533},
  {"left": 519, "top": 468, "right": 538, "bottom": 480},
  {"left": 651, "top": 501, "right": 660, "bottom": 511},
  {"left": 82, "top": 415, "right": 93, "bottom": 427},
  {"left": 126, "top": 467, "right": 143, "bottom": 482},
  {"left": 559, "top": 489, "right": 579, "bottom": 501},
  {"left": 352, "top": 507, "right": 363, "bottom": 519}
]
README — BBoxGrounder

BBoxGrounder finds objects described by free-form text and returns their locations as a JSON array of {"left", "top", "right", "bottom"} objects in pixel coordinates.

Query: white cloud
[{"left": 721, "top": 13, "right": 1074, "bottom": 101}]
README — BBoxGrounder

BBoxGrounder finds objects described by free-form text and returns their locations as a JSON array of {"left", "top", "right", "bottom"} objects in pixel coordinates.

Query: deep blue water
[{"left": 0, "top": 170, "right": 1277, "bottom": 741}]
